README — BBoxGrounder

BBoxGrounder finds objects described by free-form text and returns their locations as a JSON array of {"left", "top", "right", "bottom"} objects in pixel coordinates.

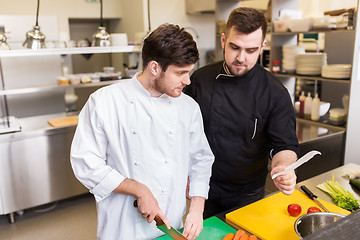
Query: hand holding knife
[
  {"left": 272, "top": 150, "right": 321, "bottom": 179},
  {"left": 133, "top": 200, "right": 188, "bottom": 240}
]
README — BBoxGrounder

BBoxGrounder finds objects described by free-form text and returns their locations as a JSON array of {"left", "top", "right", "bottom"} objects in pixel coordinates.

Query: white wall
[
  {"left": 148, "top": 0, "right": 215, "bottom": 67},
  {"left": 345, "top": 0, "right": 360, "bottom": 164}
]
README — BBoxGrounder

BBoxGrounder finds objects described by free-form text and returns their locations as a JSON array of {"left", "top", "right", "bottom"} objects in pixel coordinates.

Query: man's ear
[
  {"left": 221, "top": 32, "right": 226, "bottom": 49},
  {"left": 260, "top": 39, "right": 267, "bottom": 54},
  {"left": 148, "top": 60, "right": 161, "bottom": 76}
]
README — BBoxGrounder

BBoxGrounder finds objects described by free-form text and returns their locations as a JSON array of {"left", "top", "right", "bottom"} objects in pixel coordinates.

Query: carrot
[
  {"left": 233, "top": 229, "right": 245, "bottom": 240},
  {"left": 249, "top": 235, "right": 258, "bottom": 240},
  {"left": 222, "top": 233, "right": 235, "bottom": 240},
  {"left": 239, "top": 233, "right": 249, "bottom": 240}
]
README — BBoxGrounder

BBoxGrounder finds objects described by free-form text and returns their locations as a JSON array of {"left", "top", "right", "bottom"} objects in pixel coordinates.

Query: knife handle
[
  {"left": 300, "top": 185, "right": 317, "bottom": 200},
  {"left": 133, "top": 200, "right": 162, "bottom": 226}
]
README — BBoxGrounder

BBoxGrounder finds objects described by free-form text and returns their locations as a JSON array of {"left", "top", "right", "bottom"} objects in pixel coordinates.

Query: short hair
[
  {"left": 226, "top": 7, "right": 267, "bottom": 40},
  {"left": 142, "top": 24, "right": 199, "bottom": 71}
]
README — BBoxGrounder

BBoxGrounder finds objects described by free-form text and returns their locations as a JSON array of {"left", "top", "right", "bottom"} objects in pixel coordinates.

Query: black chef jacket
[{"left": 185, "top": 61, "right": 299, "bottom": 196}]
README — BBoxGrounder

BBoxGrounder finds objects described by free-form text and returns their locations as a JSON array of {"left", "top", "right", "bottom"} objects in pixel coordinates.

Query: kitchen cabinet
[
  {"left": 270, "top": 0, "right": 357, "bottom": 180},
  {"left": 0, "top": 45, "right": 140, "bottom": 223}
]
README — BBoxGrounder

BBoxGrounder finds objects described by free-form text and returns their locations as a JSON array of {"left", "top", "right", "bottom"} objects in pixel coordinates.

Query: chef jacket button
[
  {"left": 162, "top": 190, "right": 166, "bottom": 193},
  {"left": 134, "top": 162, "right": 139, "bottom": 165},
  {"left": 130, "top": 100, "right": 135, "bottom": 104},
  {"left": 132, "top": 130, "right": 137, "bottom": 134},
  {"left": 169, "top": 100, "right": 172, "bottom": 104},
  {"left": 168, "top": 131, "right": 173, "bottom": 135},
  {"left": 165, "top": 160, "right": 168, "bottom": 163}
]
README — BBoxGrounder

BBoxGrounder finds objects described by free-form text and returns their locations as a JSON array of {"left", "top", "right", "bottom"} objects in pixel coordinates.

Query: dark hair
[
  {"left": 142, "top": 24, "right": 199, "bottom": 71},
  {"left": 226, "top": 7, "right": 267, "bottom": 40}
]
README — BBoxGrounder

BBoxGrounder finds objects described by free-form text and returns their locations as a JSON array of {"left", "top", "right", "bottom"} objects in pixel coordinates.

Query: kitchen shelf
[
  {"left": 271, "top": 29, "right": 355, "bottom": 36},
  {"left": 0, "top": 45, "right": 141, "bottom": 58},
  {"left": 274, "top": 73, "right": 350, "bottom": 83},
  {"left": 0, "top": 79, "right": 128, "bottom": 96},
  {"left": 296, "top": 117, "right": 346, "bottom": 132}
]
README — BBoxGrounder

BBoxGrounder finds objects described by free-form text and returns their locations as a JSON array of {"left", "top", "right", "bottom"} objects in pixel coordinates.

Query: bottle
[
  {"left": 272, "top": 60, "right": 280, "bottom": 73},
  {"left": 299, "top": 91, "right": 306, "bottom": 118},
  {"left": 304, "top": 92, "right": 312, "bottom": 120},
  {"left": 311, "top": 93, "right": 320, "bottom": 121}
]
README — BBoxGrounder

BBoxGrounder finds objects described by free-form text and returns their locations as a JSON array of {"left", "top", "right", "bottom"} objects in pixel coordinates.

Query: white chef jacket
[{"left": 70, "top": 75, "right": 214, "bottom": 240}]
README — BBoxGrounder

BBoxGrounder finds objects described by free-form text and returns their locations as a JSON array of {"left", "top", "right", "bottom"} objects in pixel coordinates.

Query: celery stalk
[{"left": 317, "top": 174, "right": 359, "bottom": 212}]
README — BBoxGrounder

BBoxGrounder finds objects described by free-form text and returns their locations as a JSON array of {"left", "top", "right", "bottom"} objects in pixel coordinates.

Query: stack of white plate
[
  {"left": 296, "top": 53, "right": 327, "bottom": 75},
  {"left": 282, "top": 45, "right": 305, "bottom": 73},
  {"left": 321, "top": 64, "right": 352, "bottom": 79}
]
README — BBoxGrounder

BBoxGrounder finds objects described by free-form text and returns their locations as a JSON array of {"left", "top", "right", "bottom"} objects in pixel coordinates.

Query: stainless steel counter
[
  {"left": 0, "top": 112, "right": 87, "bottom": 223},
  {"left": 296, "top": 163, "right": 360, "bottom": 204}
]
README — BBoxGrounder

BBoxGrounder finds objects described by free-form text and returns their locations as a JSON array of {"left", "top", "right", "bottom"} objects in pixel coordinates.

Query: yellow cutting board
[
  {"left": 48, "top": 116, "right": 78, "bottom": 127},
  {"left": 226, "top": 189, "right": 350, "bottom": 240}
]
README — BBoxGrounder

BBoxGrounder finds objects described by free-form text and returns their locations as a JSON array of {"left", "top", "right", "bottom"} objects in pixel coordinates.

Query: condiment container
[
  {"left": 304, "top": 92, "right": 312, "bottom": 120},
  {"left": 329, "top": 108, "right": 347, "bottom": 125},
  {"left": 299, "top": 91, "right": 306, "bottom": 118},
  {"left": 311, "top": 93, "right": 320, "bottom": 121}
]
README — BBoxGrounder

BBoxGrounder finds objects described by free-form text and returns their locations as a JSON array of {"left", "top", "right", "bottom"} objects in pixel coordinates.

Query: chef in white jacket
[{"left": 70, "top": 23, "right": 214, "bottom": 240}]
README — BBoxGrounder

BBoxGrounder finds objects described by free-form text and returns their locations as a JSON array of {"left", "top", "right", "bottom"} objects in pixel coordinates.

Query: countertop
[{"left": 295, "top": 163, "right": 360, "bottom": 204}]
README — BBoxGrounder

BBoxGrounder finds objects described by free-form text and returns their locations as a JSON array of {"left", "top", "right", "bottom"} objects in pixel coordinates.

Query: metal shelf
[
  {"left": 271, "top": 29, "right": 355, "bottom": 36},
  {"left": 274, "top": 73, "right": 350, "bottom": 83},
  {"left": 0, "top": 45, "right": 141, "bottom": 57},
  {"left": 0, "top": 79, "right": 130, "bottom": 96}
]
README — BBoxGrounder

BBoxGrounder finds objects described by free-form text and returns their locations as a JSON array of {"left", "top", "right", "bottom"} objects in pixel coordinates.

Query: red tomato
[
  {"left": 287, "top": 204, "right": 302, "bottom": 217},
  {"left": 307, "top": 206, "right": 321, "bottom": 213}
]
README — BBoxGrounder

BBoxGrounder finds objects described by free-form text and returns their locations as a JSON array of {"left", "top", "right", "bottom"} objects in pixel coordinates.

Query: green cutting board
[{"left": 157, "top": 216, "right": 236, "bottom": 239}]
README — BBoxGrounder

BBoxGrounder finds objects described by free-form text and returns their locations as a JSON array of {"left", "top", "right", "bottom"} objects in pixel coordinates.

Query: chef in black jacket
[{"left": 185, "top": 7, "right": 299, "bottom": 218}]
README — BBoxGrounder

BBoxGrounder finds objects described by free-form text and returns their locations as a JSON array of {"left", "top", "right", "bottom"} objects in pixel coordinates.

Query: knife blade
[
  {"left": 133, "top": 200, "right": 188, "bottom": 240},
  {"left": 271, "top": 150, "right": 321, "bottom": 179}
]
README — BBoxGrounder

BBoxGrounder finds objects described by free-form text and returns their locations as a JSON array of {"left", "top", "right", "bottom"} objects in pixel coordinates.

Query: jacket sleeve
[
  {"left": 188, "top": 103, "right": 214, "bottom": 199},
  {"left": 267, "top": 89, "right": 299, "bottom": 159},
  {"left": 70, "top": 91, "right": 125, "bottom": 202}
]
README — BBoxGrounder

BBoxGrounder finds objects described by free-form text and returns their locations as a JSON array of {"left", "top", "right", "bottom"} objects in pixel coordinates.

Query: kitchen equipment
[
  {"left": 23, "top": 0, "right": 46, "bottom": 49},
  {"left": 133, "top": 200, "right": 187, "bottom": 240},
  {"left": 296, "top": 53, "right": 327, "bottom": 75},
  {"left": 157, "top": 216, "right": 237, "bottom": 240},
  {"left": 47, "top": 115, "right": 78, "bottom": 128},
  {"left": 288, "top": 18, "right": 313, "bottom": 32},
  {"left": 272, "top": 150, "right": 321, "bottom": 179},
  {"left": 0, "top": 116, "right": 21, "bottom": 134},
  {"left": 294, "top": 101, "right": 330, "bottom": 117},
  {"left": 300, "top": 185, "right": 329, "bottom": 212},
  {"left": 226, "top": 189, "right": 349, "bottom": 240},
  {"left": 321, "top": 64, "right": 351, "bottom": 79},
  {"left": 282, "top": 45, "right": 305, "bottom": 73},
  {"left": 294, "top": 212, "right": 346, "bottom": 239},
  {"left": 92, "top": 0, "right": 111, "bottom": 47},
  {"left": 329, "top": 108, "right": 347, "bottom": 125},
  {"left": 0, "top": 32, "right": 10, "bottom": 50}
]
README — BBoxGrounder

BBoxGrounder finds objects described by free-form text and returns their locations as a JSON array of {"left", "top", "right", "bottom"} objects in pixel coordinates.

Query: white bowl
[
  {"left": 295, "top": 101, "right": 330, "bottom": 117},
  {"left": 288, "top": 18, "right": 313, "bottom": 32}
]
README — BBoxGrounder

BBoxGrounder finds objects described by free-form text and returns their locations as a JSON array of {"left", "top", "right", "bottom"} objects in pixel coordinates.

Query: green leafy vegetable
[{"left": 317, "top": 174, "right": 359, "bottom": 212}]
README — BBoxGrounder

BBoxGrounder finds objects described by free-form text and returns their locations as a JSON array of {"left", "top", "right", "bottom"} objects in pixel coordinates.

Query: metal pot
[{"left": 294, "top": 212, "right": 346, "bottom": 239}]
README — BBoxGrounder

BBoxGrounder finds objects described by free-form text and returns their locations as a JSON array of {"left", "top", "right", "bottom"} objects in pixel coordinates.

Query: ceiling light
[{"left": 23, "top": 0, "right": 46, "bottom": 49}]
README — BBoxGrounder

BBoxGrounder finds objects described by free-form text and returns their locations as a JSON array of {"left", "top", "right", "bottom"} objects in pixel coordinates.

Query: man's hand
[
  {"left": 271, "top": 150, "right": 297, "bottom": 195},
  {"left": 114, "top": 178, "right": 171, "bottom": 229},
  {"left": 182, "top": 196, "right": 205, "bottom": 240},
  {"left": 271, "top": 167, "right": 296, "bottom": 195}
]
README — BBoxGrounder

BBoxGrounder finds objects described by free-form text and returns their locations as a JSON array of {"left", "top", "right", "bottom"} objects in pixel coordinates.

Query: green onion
[{"left": 317, "top": 174, "right": 359, "bottom": 212}]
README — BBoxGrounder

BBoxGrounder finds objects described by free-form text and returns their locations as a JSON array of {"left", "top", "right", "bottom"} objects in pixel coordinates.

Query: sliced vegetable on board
[{"left": 317, "top": 174, "right": 359, "bottom": 212}]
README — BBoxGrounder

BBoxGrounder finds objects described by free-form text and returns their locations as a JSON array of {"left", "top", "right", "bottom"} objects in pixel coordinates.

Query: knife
[
  {"left": 300, "top": 185, "right": 329, "bottom": 212},
  {"left": 272, "top": 150, "right": 321, "bottom": 179},
  {"left": 133, "top": 200, "right": 188, "bottom": 240}
]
